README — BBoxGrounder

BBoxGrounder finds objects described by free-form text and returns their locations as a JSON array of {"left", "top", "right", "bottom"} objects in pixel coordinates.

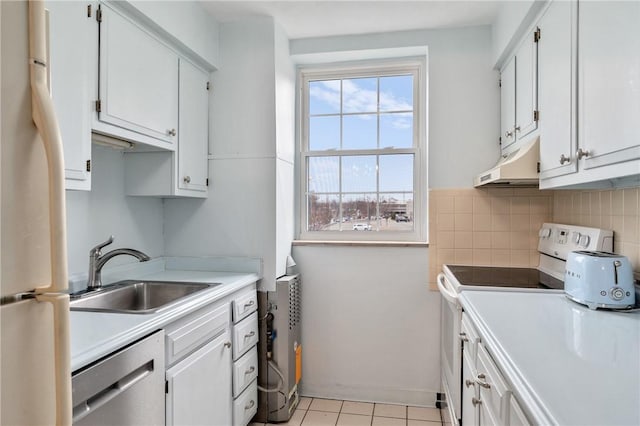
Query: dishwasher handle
[
  {"left": 73, "top": 360, "right": 155, "bottom": 423},
  {"left": 437, "top": 273, "right": 458, "bottom": 304}
]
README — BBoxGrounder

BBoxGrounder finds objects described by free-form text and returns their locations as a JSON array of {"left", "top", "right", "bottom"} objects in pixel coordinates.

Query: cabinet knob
[
  {"left": 576, "top": 148, "right": 590, "bottom": 160},
  {"left": 224, "top": 341, "right": 232, "bottom": 348},
  {"left": 183, "top": 176, "right": 191, "bottom": 183},
  {"left": 459, "top": 332, "right": 469, "bottom": 342},
  {"left": 167, "top": 128, "right": 177, "bottom": 137},
  {"left": 559, "top": 154, "right": 571, "bottom": 165},
  {"left": 515, "top": 125, "right": 521, "bottom": 132},
  {"left": 472, "top": 397, "right": 482, "bottom": 407},
  {"left": 465, "top": 379, "right": 475, "bottom": 388},
  {"left": 475, "top": 373, "right": 491, "bottom": 389},
  {"left": 505, "top": 130, "right": 513, "bottom": 138}
]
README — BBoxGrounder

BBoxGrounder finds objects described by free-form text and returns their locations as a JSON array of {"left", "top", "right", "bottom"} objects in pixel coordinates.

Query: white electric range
[{"left": 437, "top": 223, "right": 614, "bottom": 426}]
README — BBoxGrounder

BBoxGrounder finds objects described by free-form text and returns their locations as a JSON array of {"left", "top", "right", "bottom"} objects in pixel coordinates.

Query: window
[{"left": 299, "top": 61, "right": 426, "bottom": 241}]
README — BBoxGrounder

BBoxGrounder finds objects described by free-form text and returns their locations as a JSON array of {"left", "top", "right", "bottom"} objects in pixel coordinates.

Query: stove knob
[
  {"left": 573, "top": 232, "right": 581, "bottom": 244},
  {"left": 610, "top": 287, "right": 625, "bottom": 301},
  {"left": 538, "top": 228, "right": 551, "bottom": 238},
  {"left": 579, "top": 234, "right": 591, "bottom": 248}
]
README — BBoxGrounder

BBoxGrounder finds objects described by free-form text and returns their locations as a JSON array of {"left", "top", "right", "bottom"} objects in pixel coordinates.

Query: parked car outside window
[{"left": 352, "top": 223, "right": 372, "bottom": 231}]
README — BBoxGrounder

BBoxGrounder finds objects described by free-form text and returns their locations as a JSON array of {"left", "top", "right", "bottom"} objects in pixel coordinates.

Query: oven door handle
[{"left": 437, "top": 273, "right": 458, "bottom": 304}]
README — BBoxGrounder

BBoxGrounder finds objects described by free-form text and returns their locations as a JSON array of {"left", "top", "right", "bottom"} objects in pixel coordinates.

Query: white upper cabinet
[
  {"left": 500, "top": 28, "right": 539, "bottom": 151},
  {"left": 515, "top": 30, "right": 539, "bottom": 139},
  {"left": 500, "top": 57, "right": 516, "bottom": 148},
  {"left": 578, "top": 1, "right": 640, "bottom": 173},
  {"left": 47, "top": 1, "right": 93, "bottom": 190},
  {"left": 94, "top": 3, "right": 178, "bottom": 149},
  {"left": 540, "top": 0, "right": 640, "bottom": 188},
  {"left": 177, "top": 59, "right": 209, "bottom": 194},
  {"left": 538, "top": 0, "right": 577, "bottom": 180}
]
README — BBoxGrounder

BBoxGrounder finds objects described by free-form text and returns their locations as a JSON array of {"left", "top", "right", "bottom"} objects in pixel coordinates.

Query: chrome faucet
[{"left": 87, "top": 236, "right": 151, "bottom": 290}]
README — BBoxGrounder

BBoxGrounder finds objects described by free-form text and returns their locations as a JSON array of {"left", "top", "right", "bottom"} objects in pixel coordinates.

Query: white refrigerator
[{"left": 1, "top": 1, "right": 72, "bottom": 424}]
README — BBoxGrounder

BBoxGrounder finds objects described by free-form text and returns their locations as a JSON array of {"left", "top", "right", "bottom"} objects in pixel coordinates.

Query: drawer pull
[
  {"left": 465, "top": 379, "right": 475, "bottom": 388},
  {"left": 244, "top": 300, "right": 255, "bottom": 308},
  {"left": 244, "top": 331, "right": 255, "bottom": 339},
  {"left": 476, "top": 373, "right": 491, "bottom": 389},
  {"left": 472, "top": 397, "right": 482, "bottom": 407},
  {"left": 245, "top": 400, "right": 255, "bottom": 410},
  {"left": 245, "top": 366, "right": 256, "bottom": 375},
  {"left": 224, "top": 341, "right": 232, "bottom": 349}
]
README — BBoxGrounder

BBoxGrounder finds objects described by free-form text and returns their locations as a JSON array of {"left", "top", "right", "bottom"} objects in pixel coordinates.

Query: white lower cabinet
[
  {"left": 460, "top": 312, "right": 531, "bottom": 426},
  {"left": 231, "top": 289, "right": 259, "bottom": 426},
  {"left": 164, "top": 283, "right": 258, "bottom": 426},
  {"left": 166, "top": 332, "right": 232, "bottom": 426}
]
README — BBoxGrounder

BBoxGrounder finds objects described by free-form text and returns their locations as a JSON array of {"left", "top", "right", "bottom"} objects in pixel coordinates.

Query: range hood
[{"left": 474, "top": 137, "right": 540, "bottom": 187}]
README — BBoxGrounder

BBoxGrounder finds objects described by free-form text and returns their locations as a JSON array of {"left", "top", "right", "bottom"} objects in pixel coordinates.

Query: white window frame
[{"left": 297, "top": 59, "right": 428, "bottom": 242}]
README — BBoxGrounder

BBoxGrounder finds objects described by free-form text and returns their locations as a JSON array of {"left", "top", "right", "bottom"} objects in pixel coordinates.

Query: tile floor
[{"left": 250, "top": 397, "right": 443, "bottom": 426}]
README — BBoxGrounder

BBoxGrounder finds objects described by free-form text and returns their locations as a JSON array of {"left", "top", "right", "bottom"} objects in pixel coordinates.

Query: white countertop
[
  {"left": 460, "top": 291, "right": 640, "bottom": 426},
  {"left": 70, "top": 258, "right": 261, "bottom": 372}
]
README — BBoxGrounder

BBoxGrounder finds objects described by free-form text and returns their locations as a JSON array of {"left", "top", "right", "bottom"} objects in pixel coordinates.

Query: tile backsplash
[
  {"left": 428, "top": 186, "right": 640, "bottom": 291},
  {"left": 428, "top": 188, "right": 554, "bottom": 290},
  {"left": 553, "top": 187, "right": 640, "bottom": 273}
]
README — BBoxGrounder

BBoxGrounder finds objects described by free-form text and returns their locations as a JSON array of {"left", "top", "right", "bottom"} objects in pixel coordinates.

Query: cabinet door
[
  {"left": 461, "top": 351, "right": 478, "bottom": 426},
  {"left": 166, "top": 331, "right": 232, "bottom": 426},
  {"left": 515, "top": 29, "right": 538, "bottom": 139},
  {"left": 47, "top": 1, "right": 93, "bottom": 190},
  {"left": 500, "top": 57, "right": 516, "bottom": 149},
  {"left": 538, "top": 0, "right": 577, "bottom": 180},
  {"left": 178, "top": 59, "right": 209, "bottom": 193},
  {"left": 98, "top": 4, "right": 178, "bottom": 146},
  {"left": 579, "top": 1, "right": 640, "bottom": 171}
]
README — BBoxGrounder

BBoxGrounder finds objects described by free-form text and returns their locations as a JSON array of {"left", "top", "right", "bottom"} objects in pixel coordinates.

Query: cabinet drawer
[
  {"left": 233, "top": 379, "right": 257, "bottom": 426},
  {"left": 232, "top": 289, "right": 257, "bottom": 324},
  {"left": 477, "top": 344, "right": 509, "bottom": 420},
  {"left": 165, "top": 303, "right": 230, "bottom": 366},
  {"left": 233, "top": 312, "right": 258, "bottom": 360},
  {"left": 233, "top": 347, "right": 258, "bottom": 398},
  {"left": 461, "top": 313, "right": 480, "bottom": 363}
]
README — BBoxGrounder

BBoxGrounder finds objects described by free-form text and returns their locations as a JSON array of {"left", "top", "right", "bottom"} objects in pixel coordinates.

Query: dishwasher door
[{"left": 72, "top": 330, "right": 165, "bottom": 425}]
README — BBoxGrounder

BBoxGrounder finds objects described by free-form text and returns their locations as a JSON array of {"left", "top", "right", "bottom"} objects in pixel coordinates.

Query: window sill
[{"left": 292, "top": 240, "right": 429, "bottom": 248}]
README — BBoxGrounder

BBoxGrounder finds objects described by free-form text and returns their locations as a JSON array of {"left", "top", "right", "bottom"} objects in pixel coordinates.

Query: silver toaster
[{"left": 565, "top": 251, "right": 635, "bottom": 310}]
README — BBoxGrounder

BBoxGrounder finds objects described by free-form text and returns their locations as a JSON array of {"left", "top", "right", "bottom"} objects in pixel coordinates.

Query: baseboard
[{"left": 300, "top": 383, "right": 439, "bottom": 408}]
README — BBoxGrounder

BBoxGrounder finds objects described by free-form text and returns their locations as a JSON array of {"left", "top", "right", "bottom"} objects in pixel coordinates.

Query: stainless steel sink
[{"left": 70, "top": 280, "right": 222, "bottom": 314}]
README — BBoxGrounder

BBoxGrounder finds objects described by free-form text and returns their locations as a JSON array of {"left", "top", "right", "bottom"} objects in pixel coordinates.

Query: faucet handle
[{"left": 91, "top": 235, "right": 114, "bottom": 255}]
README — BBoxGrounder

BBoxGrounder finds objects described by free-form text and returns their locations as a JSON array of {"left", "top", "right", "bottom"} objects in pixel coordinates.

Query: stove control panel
[{"left": 538, "top": 223, "right": 613, "bottom": 260}]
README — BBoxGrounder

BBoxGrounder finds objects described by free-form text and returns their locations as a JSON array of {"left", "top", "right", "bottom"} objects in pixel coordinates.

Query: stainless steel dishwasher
[{"left": 72, "top": 330, "right": 165, "bottom": 425}]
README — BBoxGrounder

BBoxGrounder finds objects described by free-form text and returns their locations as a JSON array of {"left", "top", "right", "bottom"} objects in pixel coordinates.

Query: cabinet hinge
[
  {"left": 165, "top": 381, "right": 168, "bottom": 394},
  {"left": 206, "top": 82, "right": 210, "bottom": 91},
  {"left": 96, "top": 7, "right": 102, "bottom": 23},
  {"left": 533, "top": 110, "right": 540, "bottom": 122},
  {"left": 86, "top": 160, "right": 91, "bottom": 172},
  {"left": 537, "top": 162, "right": 541, "bottom": 173},
  {"left": 95, "top": 100, "right": 102, "bottom": 113},
  {"left": 206, "top": 178, "right": 209, "bottom": 186},
  {"left": 498, "top": 79, "right": 501, "bottom": 88},
  {"left": 499, "top": 136, "right": 502, "bottom": 145},
  {"left": 534, "top": 27, "right": 541, "bottom": 43},
  {"left": 87, "top": 4, "right": 92, "bottom": 18}
]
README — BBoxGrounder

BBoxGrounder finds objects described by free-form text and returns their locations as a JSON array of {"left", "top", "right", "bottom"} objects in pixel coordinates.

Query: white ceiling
[{"left": 201, "top": 1, "right": 500, "bottom": 39}]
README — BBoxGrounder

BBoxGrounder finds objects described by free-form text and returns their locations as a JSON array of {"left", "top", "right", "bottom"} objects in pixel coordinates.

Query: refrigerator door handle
[
  {"left": 29, "top": 0, "right": 69, "bottom": 295},
  {"left": 36, "top": 293, "right": 72, "bottom": 425}
]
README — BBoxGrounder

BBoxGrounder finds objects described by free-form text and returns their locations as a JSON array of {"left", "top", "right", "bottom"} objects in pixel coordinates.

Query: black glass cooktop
[{"left": 446, "top": 265, "right": 564, "bottom": 290}]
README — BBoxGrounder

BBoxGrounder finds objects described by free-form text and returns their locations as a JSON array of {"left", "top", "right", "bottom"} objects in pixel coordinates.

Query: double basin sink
[{"left": 70, "top": 280, "right": 222, "bottom": 314}]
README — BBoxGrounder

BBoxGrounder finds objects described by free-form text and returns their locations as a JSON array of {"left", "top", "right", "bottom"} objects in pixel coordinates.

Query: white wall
[
  {"left": 491, "top": 0, "right": 547, "bottom": 67},
  {"left": 163, "top": 18, "right": 296, "bottom": 291},
  {"left": 65, "top": 145, "right": 164, "bottom": 284},
  {"left": 290, "top": 25, "right": 497, "bottom": 405},
  {"left": 292, "top": 245, "right": 438, "bottom": 406}
]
